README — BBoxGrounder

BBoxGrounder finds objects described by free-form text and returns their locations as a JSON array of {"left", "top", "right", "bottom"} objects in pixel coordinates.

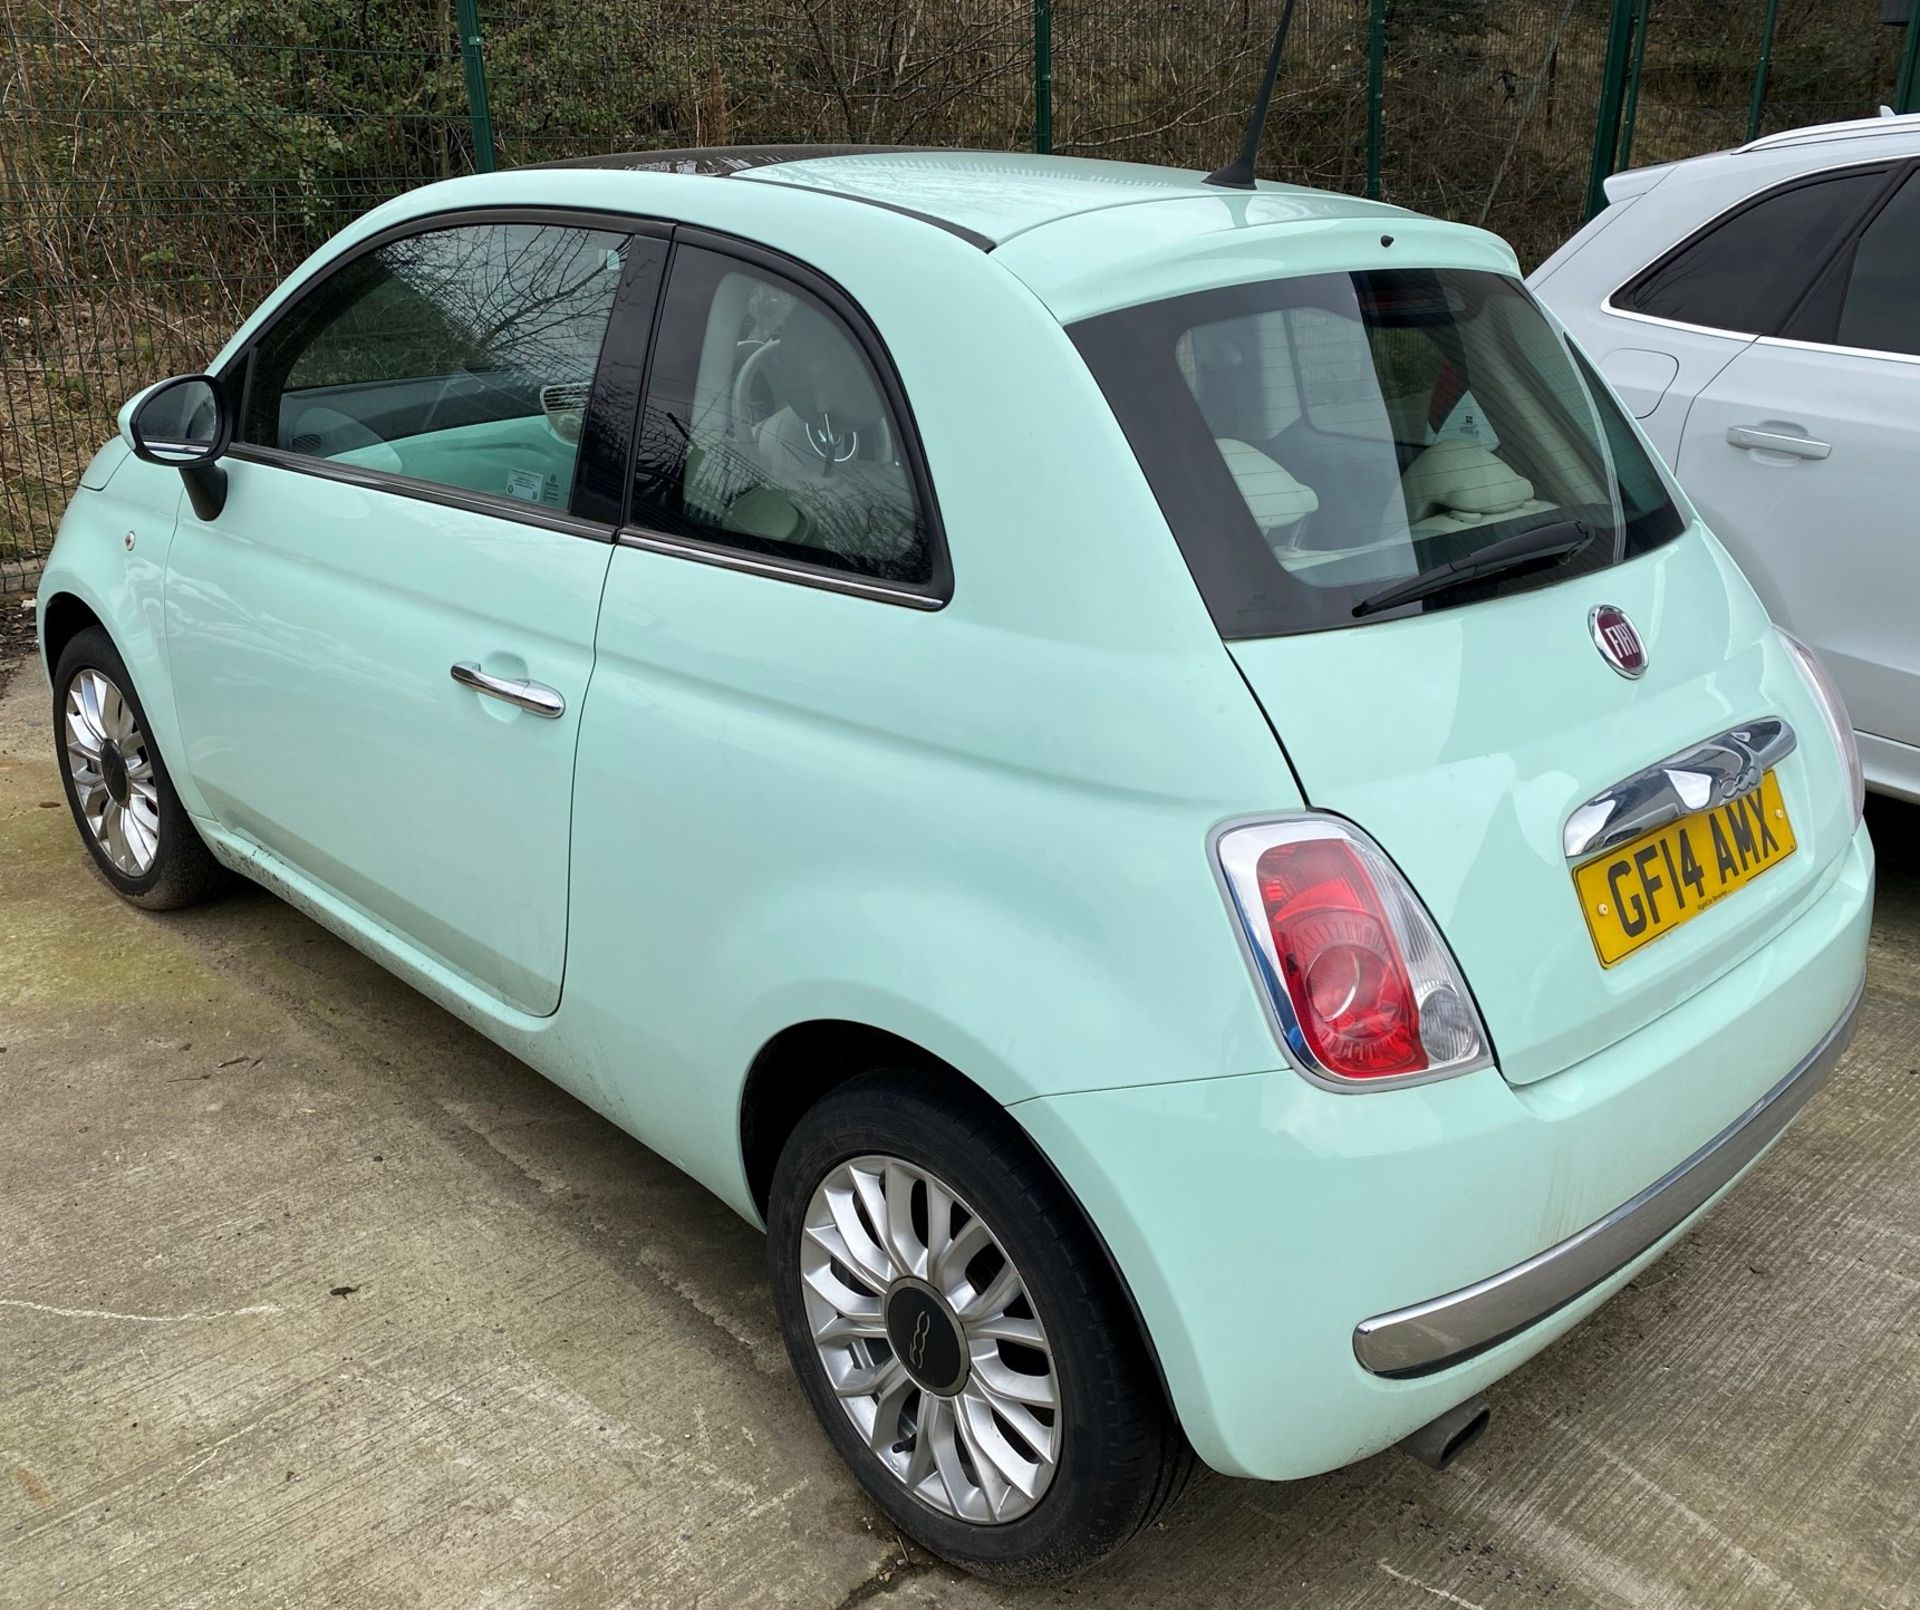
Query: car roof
[
  {"left": 522, "top": 144, "right": 1528, "bottom": 323},
  {"left": 532, "top": 144, "right": 1406, "bottom": 251},
  {"left": 1734, "top": 109, "right": 1920, "bottom": 154},
  {"left": 1603, "top": 111, "right": 1920, "bottom": 200},
  {"left": 280, "top": 146, "right": 1518, "bottom": 347}
]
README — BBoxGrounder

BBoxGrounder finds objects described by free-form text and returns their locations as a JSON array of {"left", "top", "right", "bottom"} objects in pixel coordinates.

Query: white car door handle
[
  {"left": 1727, "top": 425, "right": 1831, "bottom": 460},
  {"left": 451, "top": 661, "right": 566, "bottom": 718}
]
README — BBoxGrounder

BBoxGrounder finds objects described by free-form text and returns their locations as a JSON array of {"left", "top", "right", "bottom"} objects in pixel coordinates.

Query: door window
[
  {"left": 629, "top": 246, "right": 934, "bottom": 586},
  {"left": 1616, "top": 169, "right": 1885, "bottom": 335},
  {"left": 1836, "top": 171, "right": 1920, "bottom": 358},
  {"left": 239, "top": 220, "right": 631, "bottom": 512}
]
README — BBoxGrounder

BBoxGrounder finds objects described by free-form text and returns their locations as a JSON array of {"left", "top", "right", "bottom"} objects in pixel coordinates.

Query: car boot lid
[{"left": 1226, "top": 529, "right": 1860, "bottom": 1085}]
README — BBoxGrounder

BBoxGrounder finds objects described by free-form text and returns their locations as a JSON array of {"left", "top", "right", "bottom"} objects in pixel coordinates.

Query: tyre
[
  {"left": 52, "top": 626, "right": 221, "bottom": 910},
  {"left": 766, "top": 1069, "right": 1191, "bottom": 1582}
]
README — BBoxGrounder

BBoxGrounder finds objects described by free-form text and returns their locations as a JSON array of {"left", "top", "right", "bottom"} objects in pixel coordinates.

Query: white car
[{"left": 1531, "top": 112, "right": 1920, "bottom": 804}]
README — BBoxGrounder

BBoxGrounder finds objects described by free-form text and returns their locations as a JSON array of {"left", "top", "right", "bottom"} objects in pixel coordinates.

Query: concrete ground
[{"left": 2, "top": 645, "right": 1916, "bottom": 1610}]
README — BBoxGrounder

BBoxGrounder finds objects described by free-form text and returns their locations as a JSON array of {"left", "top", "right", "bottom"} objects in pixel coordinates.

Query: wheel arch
[
  {"left": 38, "top": 590, "right": 106, "bottom": 677},
  {"left": 738, "top": 1017, "right": 1179, "bottom": 1420},
  {"left": 33, "top": 541, "right": 210, "bottom": 823},
  {"left": 739, "top": 1018, "right": 962, "bottom": 1219}
]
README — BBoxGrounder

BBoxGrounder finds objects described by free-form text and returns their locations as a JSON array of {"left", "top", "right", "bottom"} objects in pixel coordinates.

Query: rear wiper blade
[{"left": 1352, "top": 519, "right": 1597, "bottom": 619}]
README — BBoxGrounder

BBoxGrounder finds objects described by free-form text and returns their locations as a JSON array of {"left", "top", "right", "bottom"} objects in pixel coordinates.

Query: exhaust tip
[{"left": 1398, "top": 1395, "right": 1491, "bottom": 1471}]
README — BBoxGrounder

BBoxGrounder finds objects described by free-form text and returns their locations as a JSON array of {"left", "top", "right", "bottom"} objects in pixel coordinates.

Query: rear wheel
[
  {"left": 766, "top": 1070, "right": 1190, "bottom": 1583},
  {"left": 53, "top": 627, "right": 220, "bottom": 910}
]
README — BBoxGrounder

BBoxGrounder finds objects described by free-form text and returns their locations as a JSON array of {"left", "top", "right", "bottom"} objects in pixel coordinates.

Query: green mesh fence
[
  {"left": 2, "top": 0, "right": 1911, "bottom": 567},
  {"left": 1618, "top": 1, "right": 1907, "bottom": 173},
  {"left": 477, "top": 2, "right": 1036, "bottom": 159},
  {"left": 0, "top": 0, "right": 473, "bottom": 564}
]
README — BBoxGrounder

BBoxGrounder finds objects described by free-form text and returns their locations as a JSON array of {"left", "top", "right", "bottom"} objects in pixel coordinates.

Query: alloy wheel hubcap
[
  {"left": 801, "top": 1154, "right": 1060, "bottom": 1524},
  {"left": 882, "top": 1277, "right": 969, "bottom": 1396},
  {"left": 64, "top": 668, "right": 161, "bottom": 877}
]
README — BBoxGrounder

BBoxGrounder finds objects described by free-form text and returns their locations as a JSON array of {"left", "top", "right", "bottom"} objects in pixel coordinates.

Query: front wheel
[
  {"left": 766, "top": 1071, "right": 1190, "bottom": 1583},
  {"left": 52, "top": 626, "right": 220, "bottom": 910}
]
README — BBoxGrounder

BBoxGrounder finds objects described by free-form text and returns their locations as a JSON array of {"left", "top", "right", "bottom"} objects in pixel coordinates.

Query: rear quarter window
[
  {"left": 1615, "top": 168, "right": 1888, "bottom": 335},
  {"left": 1835, "top": 169, "right": 1920, "bottom": 357},
  {"left": 626, "top": 244, "right": 941, "bottom": 592}
]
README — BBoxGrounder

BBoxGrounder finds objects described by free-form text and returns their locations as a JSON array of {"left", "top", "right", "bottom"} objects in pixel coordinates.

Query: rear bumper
[
  {"left": 1352, "top": 975, "right": 1862, "bottom": 1378},
  {"left": 1015, "top": 825, "right": 1873, "bottom": 1481}
]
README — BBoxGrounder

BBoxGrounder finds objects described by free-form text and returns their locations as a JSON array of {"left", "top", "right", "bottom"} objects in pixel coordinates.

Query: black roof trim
[
  {"left": 518, "top": 144, "right": 993, "bottom": 251},
  {"left": 744, "top": 175, "right": 994, "bottom": 251}
]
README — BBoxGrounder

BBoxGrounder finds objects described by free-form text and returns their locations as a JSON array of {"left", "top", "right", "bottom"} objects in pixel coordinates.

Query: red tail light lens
[
  {"left": 1215, "top": 816, "right": 1492, "bottom": 1087},
  {"left": 1256, "top": 838, "right": 1423, "bottom": 1077}
]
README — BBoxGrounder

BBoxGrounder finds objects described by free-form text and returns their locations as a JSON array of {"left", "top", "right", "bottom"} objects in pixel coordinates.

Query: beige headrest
[
  {"left": 1215, "top": 438, "right": 1319, "bottom": 532},
  {"left": 1402, "top": 440, "right": 1534, "bottom": 521}
]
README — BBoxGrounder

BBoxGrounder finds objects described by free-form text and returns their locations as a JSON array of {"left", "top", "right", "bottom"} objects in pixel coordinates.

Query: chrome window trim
[
  {"left": 1597, "top": 299, "right": 1760, "bottom": 343},
  {"left": 225, "top": 444, "right": 616, "bottom": 543},
  {"left": 1563, "top": 717, "right": 1797, "bottom": 861},
  {"left": 1352, "top": 973, "right": 1865, "bottom": 1378},
  {"left": 615, "top": 526, "right": 946, "bottom": 610}
]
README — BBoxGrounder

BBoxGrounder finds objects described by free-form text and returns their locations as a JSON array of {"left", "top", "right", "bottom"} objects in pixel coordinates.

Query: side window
[
  {"left": 1836, "top": 170, "right": 1920, "bottom": 358},
  {"left": 1617, "top": 170, "right": 1885, "bottom": 335},
  {"left": 630, "top": 245, "right": 934, "bottom": 586},
  {"left": 240, "top": 220, "right": 630, "bottom": 512}
]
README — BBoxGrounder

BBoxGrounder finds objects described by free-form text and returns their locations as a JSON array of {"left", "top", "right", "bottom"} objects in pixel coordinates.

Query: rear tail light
[
  {"left": 1777, "top": 628, "right": 1865, "bottom": 830},
  {"left": 1214, "top": 816, "right": 1492, "bottom": 1087}
]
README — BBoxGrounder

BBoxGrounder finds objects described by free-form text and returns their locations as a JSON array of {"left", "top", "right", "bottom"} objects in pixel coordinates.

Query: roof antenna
[{"left": 1204, "top": 0, "right": 1301, "bottom": 190}]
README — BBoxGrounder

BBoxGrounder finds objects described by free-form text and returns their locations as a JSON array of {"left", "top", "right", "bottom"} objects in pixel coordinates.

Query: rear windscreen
[{"left": 1071, "top": 267, "right": 1686, "bottom": 638}]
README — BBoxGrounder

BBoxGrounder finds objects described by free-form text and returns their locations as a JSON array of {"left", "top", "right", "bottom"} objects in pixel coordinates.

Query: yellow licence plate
[{"left": 1574, "top": 770, "right": 1796, "bottom": 968}]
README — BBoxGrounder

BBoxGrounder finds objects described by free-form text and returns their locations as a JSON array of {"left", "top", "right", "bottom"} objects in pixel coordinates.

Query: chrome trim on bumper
[{"left": 1352, "top": 976, "right": 1865, "bottom": 1379}]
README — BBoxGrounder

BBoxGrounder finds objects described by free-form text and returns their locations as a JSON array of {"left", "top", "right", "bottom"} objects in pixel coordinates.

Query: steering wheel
[
  {"left": 729, "top": 338, "right": 780, "bottom": 447},
  {"left": 729, "top": 337, "right": 900, "bottom": 469}
]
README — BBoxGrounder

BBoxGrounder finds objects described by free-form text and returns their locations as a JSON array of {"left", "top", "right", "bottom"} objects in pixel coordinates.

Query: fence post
[
  {"left": 1746, "top": 0, "right": 1782, "bottom": 142},
  {"left": 1617, "top": 0, "right": 1652, "bottom": 170},
  {"left": 1583, "top": 0, "right": 1637, "bottom": 218},
  {"left": 1898, "top": 0, "right": 1920, "bottom": 115},
  {"left": 1033, "top": 0, "right": 1054, "bottom": 154},
  {"left": 1365, "top": 0, "right": 1386, "bottom": 199},
  {"left": 455, "top": 0, "right": 497, "bottom": 173}
]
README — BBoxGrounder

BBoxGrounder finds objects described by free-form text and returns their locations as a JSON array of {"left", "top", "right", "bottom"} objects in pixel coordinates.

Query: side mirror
[{"left": 128, "top": 374, "right": 231, "bottom": 520}]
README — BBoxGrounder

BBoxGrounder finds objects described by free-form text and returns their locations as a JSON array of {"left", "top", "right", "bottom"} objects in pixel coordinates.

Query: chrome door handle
[
  {"left": 1726, "top": 425, "right": 1831, "bottom": 460},
  {"left": 450, "top": 661, "right": 565, "bottom": 719}
]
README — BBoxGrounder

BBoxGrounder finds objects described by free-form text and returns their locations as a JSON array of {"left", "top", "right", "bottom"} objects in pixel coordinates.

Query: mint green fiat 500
[{"left": 38, "top": 144, "right": 1870, "bottom": 1580}]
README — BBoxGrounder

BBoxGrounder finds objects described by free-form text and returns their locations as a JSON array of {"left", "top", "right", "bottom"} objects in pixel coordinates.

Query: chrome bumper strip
[{"left": 1352, "top": 976, "right": 1865, "bottom": 1379}]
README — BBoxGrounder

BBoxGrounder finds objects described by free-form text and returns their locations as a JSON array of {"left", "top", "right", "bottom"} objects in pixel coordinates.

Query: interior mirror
[{"left": 127, "top": 374, "right": 231, "bottom": 519}]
